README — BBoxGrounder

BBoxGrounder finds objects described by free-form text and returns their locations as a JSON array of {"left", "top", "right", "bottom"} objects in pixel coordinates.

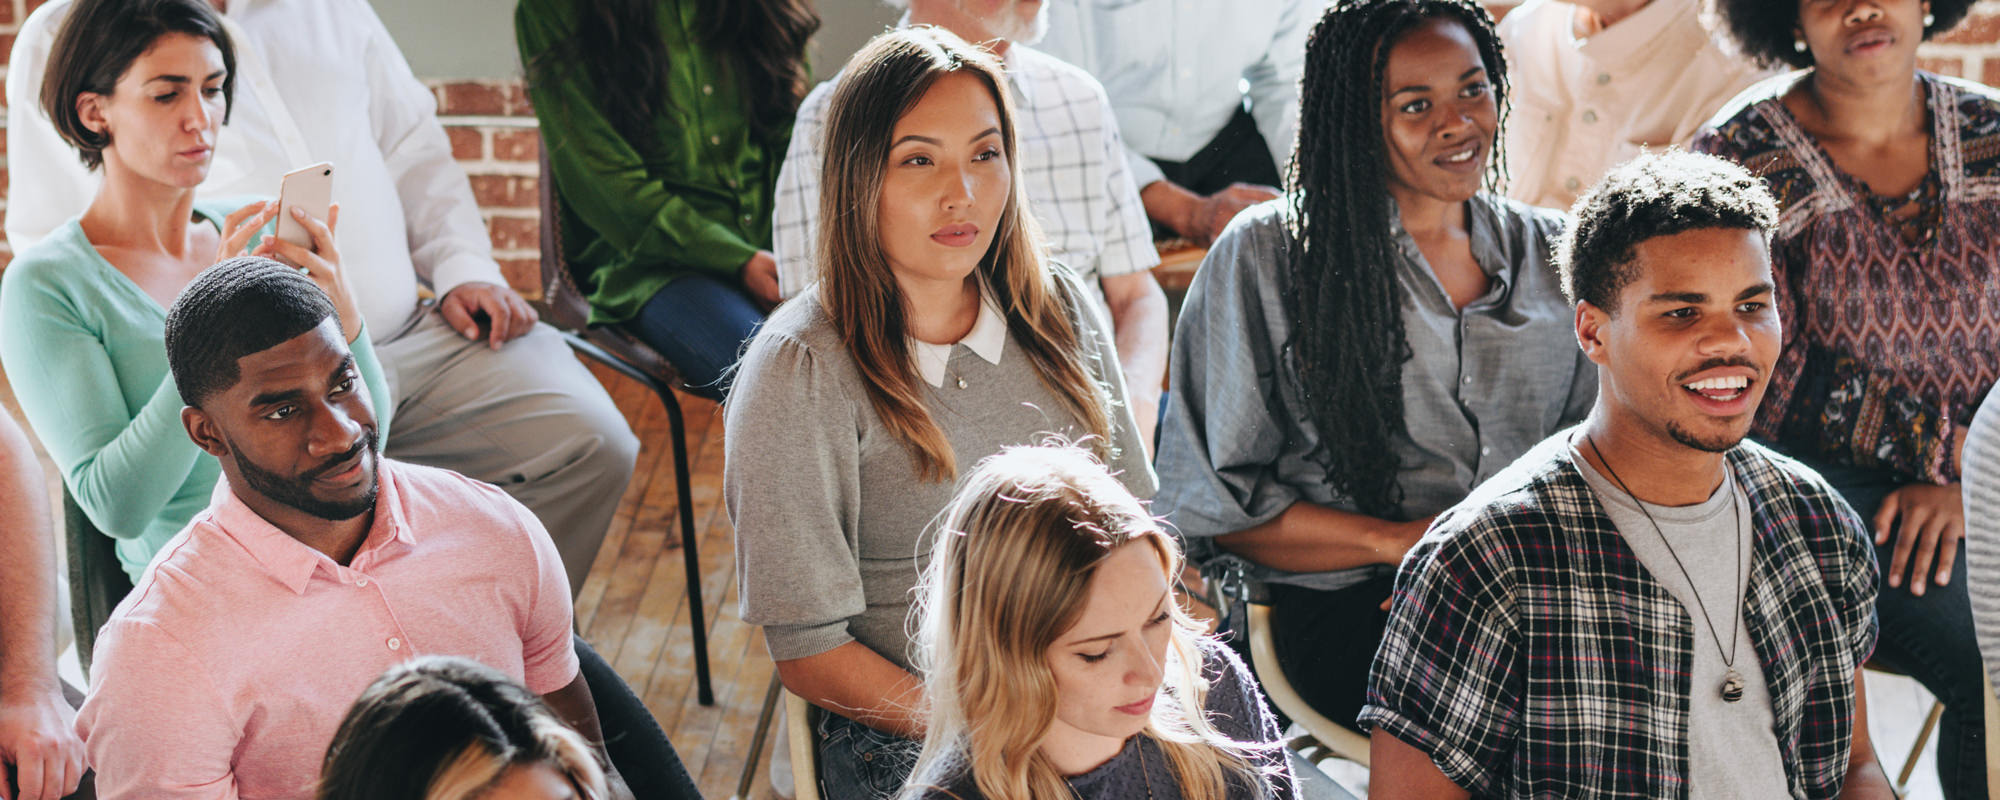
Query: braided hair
[{"left": 1285, "top": 0, "right": 1508, "bottom": 517}]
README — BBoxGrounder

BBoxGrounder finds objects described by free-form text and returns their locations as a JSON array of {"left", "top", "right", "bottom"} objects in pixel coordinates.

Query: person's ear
[
  {"left": 1576, "top": 300, "right": 1613, "bottom": 367},
  {"left": 182, "top": 406, "right": 231, "bottom": 458},
  {"left": 76, "top": 91, "right": 109, "bottom": 137}
]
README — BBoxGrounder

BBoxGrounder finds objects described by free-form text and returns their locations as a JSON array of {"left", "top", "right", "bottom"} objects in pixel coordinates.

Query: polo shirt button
[
  {"left": 387, "top": 637, "right": 401, "bottom": 651},
  {"left": 1596, "top": 73, "right": 1612, "bottom": 85},
  {"left": 710, "top": 134, "right": 722, "bottom": 146},
  {"left": 702, "top": 84, "right": 714, "bottom": 95},
  {"left": 1582, "top": 110, "right": 1599, "bottom": 124},
  {"left": 356, "top": 577, "right": 369, "bottom": 588},
  {"left": 1565, "top": 177, "right": 1583, "bottom": 191}
]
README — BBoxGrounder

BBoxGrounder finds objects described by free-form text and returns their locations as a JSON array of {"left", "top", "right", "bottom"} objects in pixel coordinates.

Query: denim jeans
[
  {"left": 622, "top": 274, "right": 765, "bottom": 400},
  {"left": 1790, "top": 454, "right": 1988, "bottom": 800},
  {"left": 815, "top": 709, "right": 920, "bottom": 799}
]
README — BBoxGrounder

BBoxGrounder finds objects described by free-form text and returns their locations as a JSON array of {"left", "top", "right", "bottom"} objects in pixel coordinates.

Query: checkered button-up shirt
[
  {"left": 1361, "top": 435, "right": 1879, "bottom": 799},
  {"left": 771, "top": 41, "right": 1157, "bottom": 301}
]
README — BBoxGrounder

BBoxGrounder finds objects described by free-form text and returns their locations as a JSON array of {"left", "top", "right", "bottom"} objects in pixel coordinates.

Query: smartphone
[{"left": 275, "top": 162, "right": 334, "bottom": 265}]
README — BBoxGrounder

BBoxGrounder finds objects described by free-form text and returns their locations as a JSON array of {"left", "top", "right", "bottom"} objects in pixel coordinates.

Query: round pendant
[{"left": 1721, "top": 669, "right": 1745, "bottom": 703}]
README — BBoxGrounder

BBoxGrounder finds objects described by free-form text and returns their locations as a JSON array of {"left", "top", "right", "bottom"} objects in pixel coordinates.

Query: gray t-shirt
[
  {"left": 726, "top": 267, "right": 1157, "bottom": 669},
  {"left": 1572, "top": 449, "right": 1790, "bottom": 800}
]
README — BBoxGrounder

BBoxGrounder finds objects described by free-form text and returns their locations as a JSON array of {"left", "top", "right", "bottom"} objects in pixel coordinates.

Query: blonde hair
[
  {"left": 906, "top": 443, "right": 1275, "bottom": 799},
  {"left": 316, "top": 657, "right": 608, "bottom": 800},
  {"left": 816, "top": 27, "right": 1116, "bottom": 482}
]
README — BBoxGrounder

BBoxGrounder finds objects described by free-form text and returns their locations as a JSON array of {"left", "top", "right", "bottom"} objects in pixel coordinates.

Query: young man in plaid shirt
[{"left": 1361, "top": 151, "right": 1895, "bottom": 799}]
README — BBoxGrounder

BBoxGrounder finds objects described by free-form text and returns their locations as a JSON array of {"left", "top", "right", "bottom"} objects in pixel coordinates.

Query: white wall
[{"left": 367, "top": 0, "right": 898, "bottom": 83}]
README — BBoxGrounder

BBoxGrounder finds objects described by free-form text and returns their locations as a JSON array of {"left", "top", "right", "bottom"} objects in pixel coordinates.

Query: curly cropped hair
[
  {"left": 164, "top": 256, "right": 338, "bottom": 408},
  {"left": 1711, "top": 0, "right": 1975, "bottom": 70},
  {"left": 1556, "top": 150, "right": 1778, "bottom": 315}
]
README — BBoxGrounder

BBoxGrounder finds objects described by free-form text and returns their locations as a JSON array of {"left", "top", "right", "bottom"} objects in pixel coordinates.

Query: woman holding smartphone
[
  {"left": 723, "top": 27, "right": 1156, "bottom": 798},
  {"left": 0, "top": 0, "right": 387, "bottom": 583}
]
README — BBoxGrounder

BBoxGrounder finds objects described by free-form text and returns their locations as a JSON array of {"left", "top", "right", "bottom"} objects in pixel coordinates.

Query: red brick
[
  {"left": 505, "top": 83, "right": 534, "bottom": 117},
  {"left": 1483, "top": 2, "right": 1510, "bottom": 24},
  {"left": 0, "top": 1, "right": 16, "bottom": 26},
  {"left": 1985, "top": 59, "right": 2000, "bottom": 89},
  {"left": 491, "top": 129, "right": 540, "bottom": 162},
  {"left": 24, "top": 0, "right": 48, "bottom": 16},
  {"left": 468, "top": 175, "right": 538, "bottom": 208},
  {"left": 439, "top": 82, "right": 508, "bottom": 116},
  {"left": 446, "top": 127, "right": 483, "bottom": 161},
  {"left": 497, "top": 258, "right": 541, "bottom": 298},
  {"left": 1919, "top": 56, "right": 1965, "bottom": 78},
  {"left": 1934, "top": 11, "right": 2000, "bottom": 45},
  {"left": 488, "top": 215, "right": 539, "bottom": 251}
]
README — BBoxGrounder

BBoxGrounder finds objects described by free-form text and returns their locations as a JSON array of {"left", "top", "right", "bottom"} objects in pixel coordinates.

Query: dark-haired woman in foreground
[
  {"left": 317, "top": 657, "right": 607, "bottom": 800},
  {"left": 1153, "top": 0, "right": 1593, "bottom": 727},
  {"left": 517, "top": 0, "right": 817, "bottom": 397},
  {"left": 1695, "top": 0, "right": 1993, "bottom": 794}
]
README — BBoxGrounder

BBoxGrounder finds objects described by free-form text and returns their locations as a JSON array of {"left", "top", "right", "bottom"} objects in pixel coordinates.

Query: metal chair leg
[
  {"left": 660, "top": 385, "right": 714, "bottom": 706},
  {"left": 735, "top": 672, "right": 786, "bottom": 799}
]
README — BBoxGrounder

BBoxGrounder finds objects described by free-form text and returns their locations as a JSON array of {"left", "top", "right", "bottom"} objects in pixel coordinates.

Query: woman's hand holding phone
[{"left": 254, "top": 204, "right": 363, "bottom": 344}]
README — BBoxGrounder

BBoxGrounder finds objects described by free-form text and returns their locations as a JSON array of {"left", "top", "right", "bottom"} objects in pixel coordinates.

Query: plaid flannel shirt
[{"left": 1361, "top": 434, "right": 1879, "bottom": 799}]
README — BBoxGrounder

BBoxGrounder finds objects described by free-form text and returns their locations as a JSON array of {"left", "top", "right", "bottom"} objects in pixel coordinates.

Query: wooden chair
[
  {"left": 63, "top": 489, "right": 133, "bottom": 678},
  {"left": 534, "top": 151, "right": 713, "bottom": 705},
  {"left": 786, "top": 687, "right": 824, "bottom": 800},
  {"left": 1245, "top": 603, "right": 1372, "bottom": 769},
  {"left": 1862, "top": 659, "right": 1948, "bottom": 791}
]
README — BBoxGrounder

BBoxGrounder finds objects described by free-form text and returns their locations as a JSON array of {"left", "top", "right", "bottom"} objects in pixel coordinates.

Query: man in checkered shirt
[
  {"left": 1362, "top": 151, "right": 1894, "bottom": 799},
  {"left": 771, "top": 0, "right": 1170, "bottom": 444}
]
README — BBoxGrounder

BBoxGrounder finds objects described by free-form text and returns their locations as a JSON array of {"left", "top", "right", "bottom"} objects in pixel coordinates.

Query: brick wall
[{"left": 2, "top": 0, "right": 2000, "bottom": 295}]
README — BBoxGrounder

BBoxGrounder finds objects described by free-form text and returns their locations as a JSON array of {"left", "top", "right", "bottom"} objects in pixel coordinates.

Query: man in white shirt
[
  {"left": 773, "top": 0, "right": 1170, "bottom": 444},
  {"left": 5, "top": 0, "right": 638, "bottom": 593},
  {"left": 1037, "top": 0, "right": 1310, "bottom": 245},
  {"left": 1498, "top": 0, "right": 1773, "bottom": 211}
]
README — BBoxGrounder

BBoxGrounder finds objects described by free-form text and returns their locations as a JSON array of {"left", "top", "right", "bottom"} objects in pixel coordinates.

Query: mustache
[
  {"left": 1673, "top": 356, "right": 1760, "bottom": 384},
  {"left": 299, "top": 430, "right": 376, "bottom": 482}
]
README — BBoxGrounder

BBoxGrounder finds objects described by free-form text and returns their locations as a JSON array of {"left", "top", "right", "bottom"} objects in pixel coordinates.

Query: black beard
[
  {"left": 1666, "top": 419, "right": 1743, "bottom": 454},
  {"left": 232, "top": 429, "right": 380, "bottom": 521}
]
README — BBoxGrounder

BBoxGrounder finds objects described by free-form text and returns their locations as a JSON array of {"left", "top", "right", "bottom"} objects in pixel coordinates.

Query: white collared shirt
[
  {"left": 1036, "top": 0, "right": 1311, "bottom": 190},
  {"left": 909, "top": 289, "right": 1008, "bottom": 388},
  {"left": 773, "top": 42, "right": 1156, "bottom": 302},
  {"left": 1499, "top": 0, "right": 1776, "bottom": 210},
  {"left": 6, "top": 0, "right": 505, "bottom": 334}
]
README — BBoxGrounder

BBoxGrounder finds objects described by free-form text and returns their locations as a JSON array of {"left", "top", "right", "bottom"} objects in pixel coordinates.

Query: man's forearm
[
  {"left": 0, "top": 414, "right": 58, "bottom": 697},
  {"left": 1217, "top": 501, "right": 1431, "bottom": 574}
]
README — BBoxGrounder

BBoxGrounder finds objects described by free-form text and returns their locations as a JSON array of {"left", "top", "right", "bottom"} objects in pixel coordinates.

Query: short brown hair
[{"left": 41, "top": 0, "right": 235, "bottom": 171}]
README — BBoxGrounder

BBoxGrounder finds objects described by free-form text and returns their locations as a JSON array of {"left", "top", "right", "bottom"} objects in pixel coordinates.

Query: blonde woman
[
  {"left": 724, "top": 26, "right": 1157, "bottom": 798},
  {"left": 315, "top": 657, "right": 609, "bottom": 800},
  {"left": 905, "top": 444, "right": 1294, "bottom": 800}
]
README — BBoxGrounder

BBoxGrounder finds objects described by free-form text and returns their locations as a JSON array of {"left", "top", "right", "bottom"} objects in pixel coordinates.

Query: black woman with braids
[{"left": 1152, "top": 0, "right": 1593, "bottom": 728}]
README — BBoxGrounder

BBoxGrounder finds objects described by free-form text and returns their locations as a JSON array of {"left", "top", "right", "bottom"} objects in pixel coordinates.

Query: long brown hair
[{"left": 816, "top": 28, "right": 1116, "bottom": 482}]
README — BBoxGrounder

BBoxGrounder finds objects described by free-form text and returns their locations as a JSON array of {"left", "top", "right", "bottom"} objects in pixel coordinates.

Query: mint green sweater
[{"left": 0, "top": 199, "right": 391, "bottom": 582}]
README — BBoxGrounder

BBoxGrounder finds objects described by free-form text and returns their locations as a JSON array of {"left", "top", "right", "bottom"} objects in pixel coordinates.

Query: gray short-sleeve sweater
[{"left": 726, "top": 267, "right": 1157, "bottom": 668}]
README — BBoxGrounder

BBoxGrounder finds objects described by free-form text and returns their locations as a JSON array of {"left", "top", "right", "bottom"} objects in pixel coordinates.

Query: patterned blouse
[
  {"left": 1361, "top": 436, "right": 1879, "bottom": 798},
  {"left": 1693, "top": 72, "right": 2000, "bottom": 484}
]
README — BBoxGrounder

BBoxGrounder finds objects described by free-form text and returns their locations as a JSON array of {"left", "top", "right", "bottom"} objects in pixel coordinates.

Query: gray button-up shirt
[{"left": 1155, "top": 194, "right": 1595, "bottom": 590}]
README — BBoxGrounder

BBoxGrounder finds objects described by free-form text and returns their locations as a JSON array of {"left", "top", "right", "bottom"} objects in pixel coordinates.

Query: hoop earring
[{"left": 1794, "top": 38, "right": 1808, "bottom": 53}]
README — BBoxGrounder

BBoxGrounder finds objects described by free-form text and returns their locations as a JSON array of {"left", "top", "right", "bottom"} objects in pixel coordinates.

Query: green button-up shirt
[{"left": 516, "top": 0, "right": 790, "bottom": 325}]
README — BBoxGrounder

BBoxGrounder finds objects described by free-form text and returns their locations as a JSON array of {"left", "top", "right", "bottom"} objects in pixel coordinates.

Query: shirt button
[
  {"left": 702, "top": 83, "right": 714, "bottom": 95},
  {"left": 1596, "top": 73, "right": 1612, "bottom": 85},
  {"left": 726, "top": 177, "right": 739, "bottom": 189},
  {"left": 355, "top": 577, "right": 369, "bottom": 588},
  {"left": 386, "top": 637, "right": 401, "bottom": 651},
  {"left": 1582, "top": 110, "right": 1599, "bottom": 124},
  {"left": 1462, "top": 375, "right": 1473, "bottom": 385},
  {"left": 1565, "top": 177, "right": 1583, "bottom": 191},
  {"left": 709, "top": 134, "right": 722, "bottom": 146},
  {"left": 1482, "top": 445, "right": 1492, "bottom": 456}
]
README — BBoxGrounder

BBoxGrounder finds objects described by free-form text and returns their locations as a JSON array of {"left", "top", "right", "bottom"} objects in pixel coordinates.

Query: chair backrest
[
  {"left": 534, "top": 148, "right": 598, "bottom": 333},
  {"left": 785, "top": 689, "right": 824, "bottom": 800},
  {"left": 63, "top": 490, "right": 133, "bottom": 677},
  {"left": 1245, "top": 603, "right": 1371, "bottom": 767}
]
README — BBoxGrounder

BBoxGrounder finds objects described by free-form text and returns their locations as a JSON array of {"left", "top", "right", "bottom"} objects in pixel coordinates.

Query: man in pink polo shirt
[{"left": 76, "top": 257, "right": 634, "bottom": 799}]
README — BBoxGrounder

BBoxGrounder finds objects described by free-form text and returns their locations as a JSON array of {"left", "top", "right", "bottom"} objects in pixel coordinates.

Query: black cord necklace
[{"left": 1585, "top": 435, "right": 1748, "bottom": 703}]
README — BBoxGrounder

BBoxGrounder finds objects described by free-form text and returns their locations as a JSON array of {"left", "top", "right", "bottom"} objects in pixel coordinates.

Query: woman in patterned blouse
[{"left": 1694, "top": 0, "right": 1989, "bottom": 795}]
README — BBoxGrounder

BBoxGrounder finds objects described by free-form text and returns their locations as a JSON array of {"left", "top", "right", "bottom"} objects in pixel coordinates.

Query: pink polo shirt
[{"left": 76, "top": 459, "right": 579, "bottom": 800}]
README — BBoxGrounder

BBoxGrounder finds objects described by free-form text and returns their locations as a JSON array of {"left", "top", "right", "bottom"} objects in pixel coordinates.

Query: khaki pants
[{"left": 376, "top": 308, "right": 639, "bottom": 594}]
